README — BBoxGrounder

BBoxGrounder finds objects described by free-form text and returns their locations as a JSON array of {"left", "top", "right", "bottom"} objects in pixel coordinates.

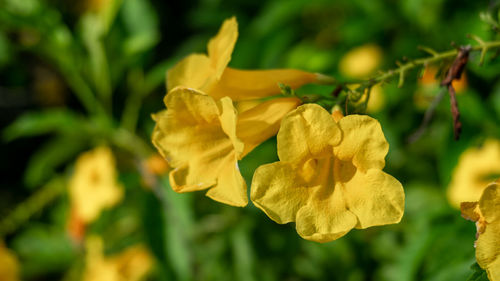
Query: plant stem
[
  {"left": 361, "top": 40, "right": 500, "bottom": 87},
  {"left": 0, "top": 178, "right": 65, "bottom": 237}
]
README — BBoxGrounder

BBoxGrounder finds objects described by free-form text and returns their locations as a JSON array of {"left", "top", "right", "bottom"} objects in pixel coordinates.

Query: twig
[
  {"left": 441, "top": 46, "right": 470, "bottom": 140},
  {"left": 407, "top": 88, "right": 446, "bottom": 143}
]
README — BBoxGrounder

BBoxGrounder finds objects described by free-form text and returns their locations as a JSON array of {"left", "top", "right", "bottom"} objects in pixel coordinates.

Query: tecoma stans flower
[
  {"left": 167, "top": 17, "right": 334, "bottom": 101},
  {"left": 83, "top": 236, "right": 153, "bottom": 281},
  {"left": 461, "top": 180, "right": 500, "bottom": 281},
  {"left": 448, "top": 139, "right": 500, "bottom": 208},
  {"left": 251, "top": 104, "right": 405, "bottom": 242},
  {"left": 69, "top": 147, "right": 123, "bottom": 223},
  {"left": 152, "top": 87, "right": 301, "bottom": 207}
]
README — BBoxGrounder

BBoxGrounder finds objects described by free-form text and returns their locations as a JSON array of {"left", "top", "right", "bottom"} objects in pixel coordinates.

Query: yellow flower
[
  {"left": 348, "top": 84, "right": 385, "bottom": 113},
  {"left": 83, "top": 236, "right": 153, "bottom": 281},
  {"left": 251, "top": 104, "right": 405, "bottom": 242},
  {"left": 447, "top": 139, "right": 500, "bottom": 208},
  {"left": 461, "top": 181, "right": 500, "bottom": 281},
  {"left": 69, "top": 146, "right": 123, "bottom": 223},
  {"left": 167, "top": 17, "right": 332, "bottom": 101},
  {"left": 0, "top": 242, "right": 20, "bottom": 281},
  {"left": 339, "top": 44, "right": 383, "bottom": 78},
  {"left": 152, "top": 87, "right": 300, "bottom": 206}
]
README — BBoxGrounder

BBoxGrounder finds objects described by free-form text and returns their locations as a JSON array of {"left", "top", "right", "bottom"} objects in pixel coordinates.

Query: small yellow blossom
[
  {"left": 83, "top": 236, "right": 153, "bottom": 281},
  {"left": 461, "top": 181, "right": 500, "bottom": 281},
  {"left": 152, "top": 87, "right": 300, "bottom": 206},
  {"left": 339, "top": 44, "right": 383, "bottom": 78},
  {"left": 0, "top": 242, "right": 19, "bottom": 281},
  {"left": 69, "top": 147, "right": 123, "bottom": 223},
  {"left": 349, "top": 84, "right": 385, "bottom": 113},
  {"left": 167, "top": 17, "right": 331, "bottom": 101},
  {"left": 251, "top": 104, "right": 405, "bottom": 242},
  {"left": 448, "top": 139, "right": 500, "bottom": 208},
  {"left": 144, "top": 154, "right": 170, "bottom": 176}
]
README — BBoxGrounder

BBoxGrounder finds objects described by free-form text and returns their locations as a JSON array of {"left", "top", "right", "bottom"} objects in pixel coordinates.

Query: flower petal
[
  {"left": 479, "top": 182, "right": 500, "bottom": 223},
  {"left": 166, "top": 53, "right": 213, "bottom": 92},
  {"left": 476, "top": 222, "right": 500, "bottom": 280},
  {"left": 237, "top": 97, "right": 301, "bottom": 156},
  {"left": 342, "top": 169, "right": 405, "bottom": 229},
  {"left": 447, "top": 139, "right": 500, "bottom": 208},
  {"left": 207, "top": 17, "right": 238, "bottom": 80},
  {"left": 251, "top": 162, "right": 313, "bottom": 224},
  {"left": 277, "top": 104, "right": 342, "bottom": 163},
  {"left": 218, "top": 96, "right": 244, "bottom": 157},
  {"left": 334, "top": 115, "right": 388, "bottom": 172},
  {"left": 209, "top": 67, "right": 320, "bottom": 100},
  {"left": 205, "top": 154, "right": 247, "bottom": 207},
  {"left": 296, "top": 189, "right": 358, "bottom": 243}
]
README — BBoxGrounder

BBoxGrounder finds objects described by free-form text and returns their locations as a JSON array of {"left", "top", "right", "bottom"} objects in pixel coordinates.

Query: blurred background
[{"left": 1, "top": 0, "right": 500, "bottom": 280}]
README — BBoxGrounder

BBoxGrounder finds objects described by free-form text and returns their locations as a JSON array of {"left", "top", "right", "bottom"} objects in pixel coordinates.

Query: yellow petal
[
  {"left": 341, "top": 169, "right": 405, "bottom": 229},
  {"left": 237, "top": 97, "right": 301, "bottom": 156},
  {"left": 218, "top": 96, "right": 244, "bottom": 157},
  {"left": 339, "top": 44, "right": 382, "bottom": 78},
  {"left": 460, "top": 201, "right": 480, "bottom": 222},
  {"left": 152, "top": 87, "right": 247, "bottom": 206},
  {"left": 69, "top": 147, "right": 123, "bottom": 223},
  {"left": 476, "top": 222, "right": 500, "bottom": 280},
  {"left": 166, "top": 53, "right": 213, "bottom": 92},
  {"left": 447, "top": 139, "right": 500, "bottom": 208},
  {"left": 479, "top": 182, "right": 500, "bottom": 223},
  {"left": 251, "top": 162, "right": 313, "bottom": 224},
  {"left": 209, "top": 67, "right": 321, "bottom": 101},
  {"left": 205, "top": 154, "right": 247, "bottom": 207},
  {"left": 334, "top": 115, "right": 388, "bottom": 172},
  {"left": 296, "top": 195, "right": 358, "bottom": 243},
  {"left": 207, "top": 17, "right": 238, "bottom": 80},
  {"left": 277, "top": 104, "right": 342, "bottom": 164}
]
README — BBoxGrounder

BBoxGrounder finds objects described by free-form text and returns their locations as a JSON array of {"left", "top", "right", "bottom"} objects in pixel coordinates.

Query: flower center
[{"left": 334, "top": 158, "right": 356, "bottom": 183}]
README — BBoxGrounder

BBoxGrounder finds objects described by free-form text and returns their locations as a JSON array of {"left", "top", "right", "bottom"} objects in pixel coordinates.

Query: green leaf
[
  {"left": 24, "top": 135, "right": 87, "bottom": 188},
  {"left": 466, "top": 263, "right": 489, "bottom": 281},
  {"left": 161, "top": 176, "right": 195, "bottom": 281},
  {"left": 120, "top": 0, "right": 159, "bottom": 55},
  {"left": 12, "top": 224, "right": 77, "bottom": 278},
  {"left": 3, "top": 109, "right": 85, "bottom": 142}
]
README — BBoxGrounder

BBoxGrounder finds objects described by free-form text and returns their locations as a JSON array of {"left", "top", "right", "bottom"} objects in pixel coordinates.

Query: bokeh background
[{"left": 1, "top": 0, "right": 500, "bottom": 280}]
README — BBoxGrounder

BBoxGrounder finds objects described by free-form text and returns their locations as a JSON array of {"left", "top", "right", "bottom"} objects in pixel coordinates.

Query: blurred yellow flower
[
  {"left": 349, "top": 84, "right": 385, "bottom": 113},
  {"left": 0, "top": 242, "right": 19, "bottom": 281},
  {"left": 447, "top": 139, "right": 500, "bottom": 208},
  {"left": 69, "top": 146, "right": 123, "bottom": 223},
  {"left": 83, "top": 236, "right": 153, "bottom": 281},
  {"left": 144, "top": 154, "right": 170, "bottom": 176},
  {"left": 461, "top": 181, "right": 500, "bottom": 281},
  {"left": 152, "top": 87, "right": 300, "bottom": 206},
  {"left": 167, "top": 17, "right": 332, "bottom": 101},
  {"left": 251, "top": 104, "right": 405, "bottom": 242},
  {"left": 339, "top": 44, "right": 382, "bottom": 78}
]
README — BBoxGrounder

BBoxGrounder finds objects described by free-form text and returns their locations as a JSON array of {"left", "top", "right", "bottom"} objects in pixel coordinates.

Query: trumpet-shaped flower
[
  {"left": 83, "top": 236, "right": 153, "bottom": 281},
  {"left": 0, "top": 242, "right": 19, "bottom": 281},
  {"left": 167, "top": 17, "right": 333, "bottom": 101},
  {"left": 251, "top": 104, "right": 404, "bottom": 242},
  {"left": 152, "top": 87, "right": 300, "bottom": 206},
  {"left": 69, "top": 147, "right": 123, "bottom": 223},
  {"left": 461, "top": 181, "right": 500, "bottom": 281},
  {"left": 448, "top": 139, "right": 500, "bottom": 208}
]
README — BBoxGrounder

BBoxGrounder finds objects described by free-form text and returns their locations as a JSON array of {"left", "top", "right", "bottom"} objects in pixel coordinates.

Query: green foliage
[{"left": 1, "top": 0, "right": 500, "bottom": 280}]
